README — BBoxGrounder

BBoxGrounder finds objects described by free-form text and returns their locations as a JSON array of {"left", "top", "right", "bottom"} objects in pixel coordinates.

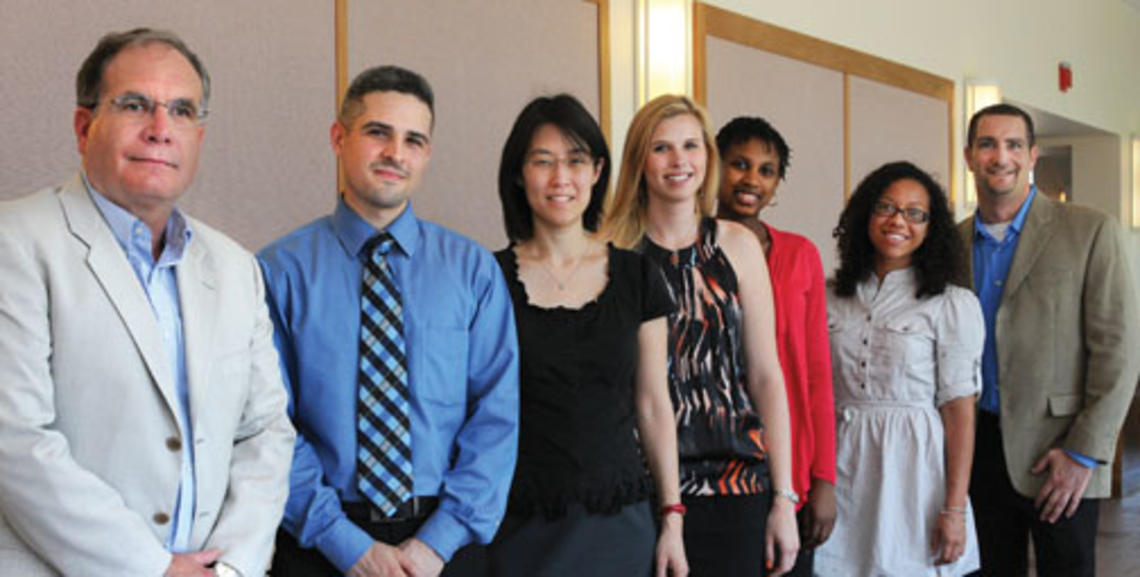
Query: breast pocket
[
  {"left": 410, "top": 323, "right": 468, "bottom": 407},
  {"left": 873, "top": 317, "right": 931, "bottom": 382}
]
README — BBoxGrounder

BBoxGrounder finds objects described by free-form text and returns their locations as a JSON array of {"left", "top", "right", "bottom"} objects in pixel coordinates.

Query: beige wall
[{"left": 0, "top": 0, "right": 337, "bottom": 251}]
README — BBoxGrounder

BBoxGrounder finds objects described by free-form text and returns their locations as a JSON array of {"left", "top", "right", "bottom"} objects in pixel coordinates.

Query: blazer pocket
[{"left": 1047, "top": 393, "right": 1082, "bottom": 417}]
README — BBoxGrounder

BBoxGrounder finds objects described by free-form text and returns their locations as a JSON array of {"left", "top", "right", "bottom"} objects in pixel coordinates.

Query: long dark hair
[{"left": 832, "top": 161, "right": 963, "bottom": 298}]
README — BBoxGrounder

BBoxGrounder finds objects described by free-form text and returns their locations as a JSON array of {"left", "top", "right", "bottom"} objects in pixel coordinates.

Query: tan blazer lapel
[
  {"left": 177, "top": 234, "right": 218, "bottom": 428},
  {"left": 1001, "top": 194, "right": 1056, "bottom": 303},
  {"left": 959, "top": 216, "right": 977, "bottom": 290},
  {"left": 58, "top": 176, "right": 184, "bottom": 431}
]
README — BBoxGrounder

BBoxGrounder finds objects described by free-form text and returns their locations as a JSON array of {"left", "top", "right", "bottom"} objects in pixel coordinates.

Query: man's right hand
[
  {"left": 347, "top": 542, "right": 410, "bottom": 577},
  {"left": 165, "top": 550, "right": 219, "bottom": 577}
]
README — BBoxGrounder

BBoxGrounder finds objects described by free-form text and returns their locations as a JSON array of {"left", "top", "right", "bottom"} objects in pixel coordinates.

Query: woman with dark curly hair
[{"left": 814, "top": 161, "right": 984, "bottom": 576}]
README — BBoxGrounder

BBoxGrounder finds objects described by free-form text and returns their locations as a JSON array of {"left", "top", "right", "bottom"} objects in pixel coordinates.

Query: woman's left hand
[
  {"left": 655, "top": 514, "right": 688, "bottom": 577},
  {"left": 932, "top": 510, "right": 967, "bottom": 565},
  {"left": 765, "top": 497, "right": 800, "bottom": 576}
]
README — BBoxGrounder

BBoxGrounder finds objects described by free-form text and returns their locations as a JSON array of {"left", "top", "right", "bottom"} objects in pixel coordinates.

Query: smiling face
[
  {"left": 521, "top": 123, "right": 602, "bottom": 232},
  {"left": 74, "top": 42, "right": 205, "bottom": 223},
  {"left": 334, "top": 90, "right": 433, "bottom": 227},
  {"left": 719, "top": 137, "right": 782, "bottom": 218},
  {"left": 868, "top": 178, "right": 930, "bottom": 278},
  {"left": 966, "top": 113, "right": 1038, "bottom": 206},
  {"left": 643, "top": 113, "right": 708, "bottom": 207}
]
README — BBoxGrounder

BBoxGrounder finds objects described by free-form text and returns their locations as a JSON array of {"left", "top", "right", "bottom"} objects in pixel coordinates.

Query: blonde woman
[{"left": 603, "top": 95, "right": 799, "bottom": 576}]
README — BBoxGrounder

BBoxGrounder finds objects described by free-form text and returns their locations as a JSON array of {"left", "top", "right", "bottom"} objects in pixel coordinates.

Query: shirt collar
[
  {"left": 974, "top": 186, "right": 1036, "bottom": 241},
  {"left": 332, "top": 197, "right": 419, "bottom": 260},
  {"left": 82, "top": 172, "right": 193, "bottom": 263}
]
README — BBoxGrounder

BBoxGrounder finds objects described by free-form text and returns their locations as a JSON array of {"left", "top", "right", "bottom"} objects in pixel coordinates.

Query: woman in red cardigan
[{"left": 715, "top": 117, "right": 837, "bottom": 577}]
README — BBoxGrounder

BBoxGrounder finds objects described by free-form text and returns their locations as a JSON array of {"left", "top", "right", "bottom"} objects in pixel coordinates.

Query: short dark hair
[
  {"left": 340, "top": 65, "right": 434, "bottom": 127},
  {"left": 77, "top": 28, "right": 210, "bottom": 113},
  {"left": 967, "top": 103, "right": 1036, "bottom": 148},
  {"left": 498, "top": 94, "right": 611, "bottom": 242},
  {"left": 715, "top": 116, "right": 791, "bottom": 179},
  {"left": 832, "top": 161, "right": 963, "bottom": 299}
]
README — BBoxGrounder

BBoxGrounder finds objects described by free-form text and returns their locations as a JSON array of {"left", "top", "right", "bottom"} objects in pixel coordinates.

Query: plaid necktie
[{"left": 356, "top": 232, "right": 412, "bottom": 516}]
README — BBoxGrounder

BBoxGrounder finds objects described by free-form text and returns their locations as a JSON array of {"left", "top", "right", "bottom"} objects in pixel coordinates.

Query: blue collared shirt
[
  {"left": 258, "top": 199, "right": 519, "bottom": 572},
  {"left": 972, "top": 188, "right": 1094, "bottom": 469},
  {"left": 85, "top": 175, "right": 197, "bottom": 552}
]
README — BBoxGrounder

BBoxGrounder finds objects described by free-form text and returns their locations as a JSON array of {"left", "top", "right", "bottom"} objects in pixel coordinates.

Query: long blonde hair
[{"left": 602, "top": 94, "right": 720, "bottom": 249}]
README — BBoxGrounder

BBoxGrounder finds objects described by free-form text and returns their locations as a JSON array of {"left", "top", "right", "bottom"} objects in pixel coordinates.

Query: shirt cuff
[
  {"left": 1064, "top": 449, "right": 1099, "bottom": 469},
  {"left": 416, "top": 506, "right": 476, "bottom": 562},
  {"left": 314, "top": 515, "right": 376, "bottom": 574}
]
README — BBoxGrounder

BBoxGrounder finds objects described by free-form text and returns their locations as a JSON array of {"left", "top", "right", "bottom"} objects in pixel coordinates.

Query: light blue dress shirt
[
  {"left": 972, "top": 187, "right": 1094, "bottom": 469},
  {"left": 258, "top": 199, "right": 519, "bottom": 572},
  {"left": 85, "top": 176, "right": 197, "bottom": 551}
]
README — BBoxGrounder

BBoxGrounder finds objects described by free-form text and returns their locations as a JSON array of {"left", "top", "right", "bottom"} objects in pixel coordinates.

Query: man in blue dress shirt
[
  {"left": 959, "top": 103, "right": 1139, "bottom": 576},
  {"left": 258, "top": 65, "right": 520, "bottom": 577}
]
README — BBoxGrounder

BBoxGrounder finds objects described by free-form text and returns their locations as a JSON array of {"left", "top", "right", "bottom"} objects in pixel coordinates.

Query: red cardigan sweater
[{"left": 764, "top": 223, "right": 837, "bottom": 506}]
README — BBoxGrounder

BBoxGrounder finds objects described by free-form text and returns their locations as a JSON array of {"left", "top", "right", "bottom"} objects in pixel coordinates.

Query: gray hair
[{"left": 76, "top": 28, "right": 210, "bottom": 114}]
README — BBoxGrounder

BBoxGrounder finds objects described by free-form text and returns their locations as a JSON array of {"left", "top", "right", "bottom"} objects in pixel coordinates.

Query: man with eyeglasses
[
  {"left": 959, "top": 103, "right": 1139, "bottom": 576},
  {"left": 0, "top": 28, "right": 295, "bottom": 577}
]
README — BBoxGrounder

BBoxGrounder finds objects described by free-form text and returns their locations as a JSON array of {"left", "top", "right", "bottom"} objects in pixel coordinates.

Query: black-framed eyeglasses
[
  {"left": 872, "top": 201, "right": 929, "bottom": 224},
  {"left": 103, "top": 93, "right": 208, "bottom": 127}
]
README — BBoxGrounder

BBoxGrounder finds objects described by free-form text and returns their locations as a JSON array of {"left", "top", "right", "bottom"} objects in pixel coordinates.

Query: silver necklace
[{"left": 537, "top": 252, "right": 586, "bottom": 291}]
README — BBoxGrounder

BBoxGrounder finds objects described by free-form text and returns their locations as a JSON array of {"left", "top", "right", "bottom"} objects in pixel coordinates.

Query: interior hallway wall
[{"left": 604, "top": 0, "right": 1140, "bottom": 285}]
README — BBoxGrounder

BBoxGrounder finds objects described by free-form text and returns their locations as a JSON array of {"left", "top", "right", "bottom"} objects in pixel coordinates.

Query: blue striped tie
[{"left": 357, "top": 232, "right": 412, "bottom": 516}]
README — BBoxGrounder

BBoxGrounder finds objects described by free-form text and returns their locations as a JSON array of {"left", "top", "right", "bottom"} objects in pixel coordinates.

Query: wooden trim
[
  {"left": 698, "top": 3, "right": 952, "bottom": 102},
  {"left": 843, "top": 73, "right": 851, "bottom": 199},
  {"left": 593, "top": 0, "right": 612, "bottom": 144},
  {"left": 335, "top": 0, "right": 348, "bottom": 194},
  {"left": 693, "top": 2, "right": 708, "bottom": 105},
  {"left": 948, "top": 90, "right": 957, "bottom": 205}
]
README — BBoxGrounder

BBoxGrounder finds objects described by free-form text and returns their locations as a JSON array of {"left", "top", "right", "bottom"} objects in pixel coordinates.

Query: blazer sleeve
[
  {"left": 202, "top": 253, "right": 296, "bottom": 577},
  {"left": 0, "top": 223, "right": 173, "bottom": 575},
  {"left": 1065, "top": 216, "right": 1140, "bottom": 461}
]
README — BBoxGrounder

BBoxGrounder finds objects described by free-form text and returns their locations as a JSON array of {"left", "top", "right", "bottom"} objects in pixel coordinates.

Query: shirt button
[
  {"left": 860, "top": 361, "right": 867, "bottom": 368},
  {"left": 166, "top": 437, "right": 182, "bottom": 452},
  {"left": 866, "top": 314, "right": 872, "bottom": 321},
  {"left": 153, "top": 512, "right": 171, "bottom": 525},
  {"left": 862, "top": 338, "right": 868, "bottom": 345},
  {"left": 860, "top": 383, "right": 867, "bottom": 389}
]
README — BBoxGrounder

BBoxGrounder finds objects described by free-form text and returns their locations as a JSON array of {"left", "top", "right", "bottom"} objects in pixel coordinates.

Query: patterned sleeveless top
[{"left": 641, "top": 218, "right": 769, "bottom": 496}]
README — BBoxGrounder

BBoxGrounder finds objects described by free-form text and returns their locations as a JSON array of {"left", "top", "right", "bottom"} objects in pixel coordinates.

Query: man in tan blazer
[
  {"left": 959, "top": 103, "right": 1139, "bottom": 576},
  {"left": 0, "top": 29, "right": 295, "bottom": 577}
]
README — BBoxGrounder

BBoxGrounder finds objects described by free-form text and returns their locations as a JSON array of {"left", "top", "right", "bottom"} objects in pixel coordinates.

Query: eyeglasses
[
  {"left": 872, "top": 201, "right": 929, "bottom": 224},
  {"left": 102, "top": 93, "right": 208, "bottom": 127},
  {"left": 524, "top": 153, "right": 595, "bottom": 173}
]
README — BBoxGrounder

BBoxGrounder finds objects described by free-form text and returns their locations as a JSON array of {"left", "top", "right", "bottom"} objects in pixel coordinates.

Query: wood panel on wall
[
  {"left": 694, "top": 2, "right": 956, "bottom": 275},
  {"left": 347, "top": 0, "right": 603, "bottom": 250},
  {"left": 0, "top": 0, "right": 337, "bottom": 251},
  {"left": 848, "top": 76, "right": 951, "bottom": 193},
  {"left": 705, "top": 37, "right": 845, "bottom": 274}
]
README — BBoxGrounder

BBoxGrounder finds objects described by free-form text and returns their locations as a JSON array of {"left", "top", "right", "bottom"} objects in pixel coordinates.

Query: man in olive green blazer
[{"left": 959, "top": 103, "right": 1139, "bottom": 576}]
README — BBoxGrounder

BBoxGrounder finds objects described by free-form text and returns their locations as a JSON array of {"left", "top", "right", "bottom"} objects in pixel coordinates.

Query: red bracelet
[{"left": 660, "top": 503, "right": 687, "bottom": 517}]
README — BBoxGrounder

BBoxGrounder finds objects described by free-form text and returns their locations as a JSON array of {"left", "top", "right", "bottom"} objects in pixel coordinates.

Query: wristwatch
[
  {"left": 774, "top": 489, "right": 800, "bottom": 505},
  {"left": 213, "top": 562, "right": 241, "bottom": 577}
]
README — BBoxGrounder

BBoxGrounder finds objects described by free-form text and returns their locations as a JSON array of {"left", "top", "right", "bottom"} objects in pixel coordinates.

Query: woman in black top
[{"left": 487, "top": 94, "right": 687, "bottom": 577}]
